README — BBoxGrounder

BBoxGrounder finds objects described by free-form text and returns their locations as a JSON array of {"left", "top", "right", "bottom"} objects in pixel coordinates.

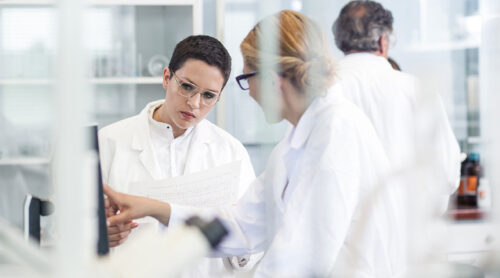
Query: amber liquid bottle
[{"left": 457, "top": 153, "right": 481, "bottom": 208}]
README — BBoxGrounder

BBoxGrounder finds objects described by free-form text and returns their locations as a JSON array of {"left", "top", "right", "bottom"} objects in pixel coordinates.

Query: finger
[
  {"left": 105, "top": 198, "right": 117, "bottom": 211},
  {"left": 109, "top": 238, "right": 126, "bottom": 248},
  {"left": 105, "top": 194, "right": 119, "bottom": 212},
  {"left": 107, "top": 212, "right": 131, "bottom": 227},
  {"left": 105, "top": 208, "right": 116, "bottom": 218},
  {"left": 109, "top": 240, "right": 121, "bottom": 248},
  {"left": 118, "top": 237, "right": 128, "bottom": 245},
  {"left": 103, "top": 184, "right": 119, "bottom": 203},
  {"left": 108, "top": 222, "right": 136, "bottom": 234},
  {"left": 106, "top": 205, "right": 118, "bottom": 216},
  {"left": 108, "top": 230, "right": 130, "bottom": 241},
  {"left": 108, "top": 225, "right": 123, "bottom": 235}
]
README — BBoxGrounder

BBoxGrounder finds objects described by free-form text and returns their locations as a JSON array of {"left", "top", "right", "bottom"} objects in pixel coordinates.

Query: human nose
[{"left": 186, "top": 91, "right": 201, "bottom": 109}]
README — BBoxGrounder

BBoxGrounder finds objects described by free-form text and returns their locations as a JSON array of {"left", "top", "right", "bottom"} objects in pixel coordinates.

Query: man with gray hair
[
  {"left": 331, "top": 1, "right": 461, "bottom": 272},
  {"left": 334, "top": 0, "right": 393, "bottom": 58}
]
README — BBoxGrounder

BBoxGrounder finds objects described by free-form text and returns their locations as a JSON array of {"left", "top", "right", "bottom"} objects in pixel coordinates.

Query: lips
[{"left": 180, "top": 111, "right": 196, "bottom": 120}]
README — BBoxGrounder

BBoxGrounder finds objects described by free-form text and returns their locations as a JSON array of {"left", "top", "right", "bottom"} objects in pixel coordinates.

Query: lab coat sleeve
[
  {"left": 433, "top": 96, "right": 461, "bottom": 194},
  {"left": 169, "top": 173, "right": 269, "bottom": 257},
  {"left": 424, "top": 96, "right": 461, "bottom": 213},
  {"left": 415, "top": 90, "right": 461, "bottom": 197},
  {"left": 227, "top": 143, "right": 265, "bottom": 270},
  {"left": 416, "top": 87, "right": 463, "bottom": 211}
]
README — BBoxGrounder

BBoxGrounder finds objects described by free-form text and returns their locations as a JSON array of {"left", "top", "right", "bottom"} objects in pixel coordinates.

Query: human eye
[
  {"left": 202, "top": 91, "right": 217, "bottom": 99},
  {"left": 181, "top": 82, "right": 195, "bottom": 91}
]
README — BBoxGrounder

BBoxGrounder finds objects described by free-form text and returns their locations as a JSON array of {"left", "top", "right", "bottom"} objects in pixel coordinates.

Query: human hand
[
  {"left": 107, "top": 220, "right": 139, "bottom": 247},
  {"left": 103, "top": 184, "right": 172, "bottom": 227},
  {"left": 103, "top": 184, "right": 151, "bottom": 226},
  {"left": 104, "top": 194, "right": 139, "bottom": 247}
]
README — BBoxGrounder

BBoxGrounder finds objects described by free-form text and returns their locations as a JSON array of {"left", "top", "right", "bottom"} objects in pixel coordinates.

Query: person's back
[
  {"left": 332, "top": 1, "right": 460, "bottom": 199},
  {"left": 332, "top": 2, "right": 461, "bottom": 275},
  {"left": 336, "top": 53, "right": 418, "bottom": 169}
]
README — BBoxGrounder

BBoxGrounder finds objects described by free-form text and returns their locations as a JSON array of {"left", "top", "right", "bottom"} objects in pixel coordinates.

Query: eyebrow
[{"left": 180, "top": 75, "right": 221, "bottom": 94}]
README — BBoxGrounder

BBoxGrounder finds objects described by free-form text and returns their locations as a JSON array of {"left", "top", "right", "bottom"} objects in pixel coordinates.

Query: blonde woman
[{"left": 105, "top": 10, "right": 402, "bottom": 277}]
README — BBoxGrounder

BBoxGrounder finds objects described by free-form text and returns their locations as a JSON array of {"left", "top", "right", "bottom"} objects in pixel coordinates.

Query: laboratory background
[{"left": 0, "top": 0, "right": 499, "bottom": 277}]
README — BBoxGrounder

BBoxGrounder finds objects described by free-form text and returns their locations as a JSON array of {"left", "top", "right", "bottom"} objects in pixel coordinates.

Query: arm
[
  {"left": 432, "top": 96, "right": 461, "bottom": 194},
  {"left": 104, "top": 185, "right": 173, "bottom": 227},
  {"left": 104, "top": 175, "right": 269, "bottom": 257}
]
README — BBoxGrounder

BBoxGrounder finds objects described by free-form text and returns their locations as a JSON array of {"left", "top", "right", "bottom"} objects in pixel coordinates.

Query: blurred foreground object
[{"left": 0, "top": 216, "right": 227, "bottom": 277}]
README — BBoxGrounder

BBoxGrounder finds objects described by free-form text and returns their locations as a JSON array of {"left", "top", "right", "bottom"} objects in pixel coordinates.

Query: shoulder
[
  {"left": 315, "top": 94, "right": 376, "bottom": 137},
  {"left": 196, "top": 119, "right": 246, "bottom": 151},
  {"left": 308, "top": 95, "right": 387, "bottom": 168},
  {"left": 98, "top": 114, "right": 141, "bottom": 142}
]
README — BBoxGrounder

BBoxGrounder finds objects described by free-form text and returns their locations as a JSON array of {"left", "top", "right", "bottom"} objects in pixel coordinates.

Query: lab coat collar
[
  {"left": 131, "top": 100, "right": 201, "bottom": 151},
  {"left": 288, "top": 96, "right": 328, "bottom": 149},
  {"left": 182, "top": 120, "right": 213, "bottom": 175},
  {"left": 131, "top": 99, "right": 214, "bottom": 177},
  {"left": 147, "top": 101, "right": 194, "bottom": 142},
  {"left": 131, "top": 100, "right": 164, "bottom": 152},
  {"left": 131, "top": 100, "right": 164, "bottom": 179},
  {"left": 342, "top": 52, "right": 392, "bottom": 70}
]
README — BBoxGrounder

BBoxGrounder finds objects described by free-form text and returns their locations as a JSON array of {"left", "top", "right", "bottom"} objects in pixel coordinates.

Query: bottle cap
[{"left": 469, "top": 152, "right": 480, "bottom": 162}]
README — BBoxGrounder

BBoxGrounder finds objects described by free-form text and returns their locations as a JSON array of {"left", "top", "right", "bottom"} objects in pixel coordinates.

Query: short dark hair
[
  {"left": 169, "top": 35, "right": 232, "bottom": 89},
  {"left": 332, "top": 0, "right": 393, "bottom": 53}
]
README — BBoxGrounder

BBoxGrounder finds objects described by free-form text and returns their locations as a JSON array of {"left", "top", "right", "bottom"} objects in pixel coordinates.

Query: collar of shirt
[
  {"left": 280, "top": 96, "right": 327, "bottom": 203},
  {"left": 341, "top": 52, "right": 392, "bottom": 70},
  {"left": 147, "top": 101, "right": 193, "bottom": 146},
  {"left": 287, "top": 96, "right": 324, "bottom": 150}
]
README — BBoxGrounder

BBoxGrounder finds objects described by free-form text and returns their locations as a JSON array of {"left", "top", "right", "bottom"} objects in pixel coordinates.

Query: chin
[
  {"left": 175, "top": 118, "right": 197, "bottom": 129},
  {"left": 264, "top": 112, "right": 283, "bottom": 124}
]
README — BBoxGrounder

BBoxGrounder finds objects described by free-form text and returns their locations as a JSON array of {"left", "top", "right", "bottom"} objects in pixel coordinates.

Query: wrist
[{"left": 149, "top": 199, "right": 171, "bottom": 226}]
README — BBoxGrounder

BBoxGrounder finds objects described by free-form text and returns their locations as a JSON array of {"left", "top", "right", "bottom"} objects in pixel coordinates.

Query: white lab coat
[
  {"left": 335, "top": 53, "right": 461, "bottom": 198},
  {"left": 335, "top": 53, "right": 462, "bottom": 275},
  {"left": 98, "top": 100, "right": 258, "bottom": 277},
  {"left": 171, "top": 92, "right": 405, "bottom": 277}
]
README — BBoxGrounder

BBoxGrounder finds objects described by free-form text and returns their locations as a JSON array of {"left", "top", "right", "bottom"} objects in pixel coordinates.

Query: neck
[
  {"left": 153, "top": 104, "right": 186, "bottom": 138},
  {"left": 283, "top": 87, "right": 311, "bottom": 126},
  {"left": 286, "top": 104, "right": 308, "bottom": 126}
]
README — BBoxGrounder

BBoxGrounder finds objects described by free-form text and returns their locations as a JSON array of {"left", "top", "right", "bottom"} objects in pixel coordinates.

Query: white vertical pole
[
  {"left": 53, "top": 0, "right": 91, "bottom": 276},
  {"left": 215, "top": 0, "right": 226, "bottom": 129},
  {"left": 480, "top": 1, "right": 500, "bottom": 225},
  {"left": 192, "top": 0, "right": 203, "bottom": 35},
  {"left": 256, "top": 0, "right": 280, "bottom": 266}
]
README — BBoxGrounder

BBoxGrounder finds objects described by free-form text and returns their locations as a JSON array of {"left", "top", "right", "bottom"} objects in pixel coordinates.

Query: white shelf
[
  {"left": 0, "top": 0, "right": 196, "bottom": 6},
  {"left": 405, "top": 40, "right": 480, "bottom": 52},
  {"left": 91, "top": 77, "right": 162, "bottom": 84},
  {"left": 0, "top": 77, "right": 162, "bottom": 85},
  {"left": 0, "top": 78, "right": 52, "bottom": 85},
  {"left": 467, "top": 137, "right": 483, "bottom": 144},
  {"left": 0, "top": 157, "right": 50, "bottom": 166}
]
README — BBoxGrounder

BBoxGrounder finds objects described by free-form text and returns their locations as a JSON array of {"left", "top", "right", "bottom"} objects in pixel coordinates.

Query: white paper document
[{"left": 128, "top": 161, "right": 241, "bottom": 208}]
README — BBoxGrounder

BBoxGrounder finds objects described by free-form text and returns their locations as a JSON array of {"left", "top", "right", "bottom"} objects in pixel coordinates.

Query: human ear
[
  {"left": 162, "top": 67, "right": 171, "bottom": 90},
  {"left": 379, "top": 33, "right": 389, "bottom": 58}
]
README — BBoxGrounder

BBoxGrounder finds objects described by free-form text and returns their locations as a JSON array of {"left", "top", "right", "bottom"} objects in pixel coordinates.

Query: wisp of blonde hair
[{"left": 240, "top": 10, "right": 335, "bottom": 97}]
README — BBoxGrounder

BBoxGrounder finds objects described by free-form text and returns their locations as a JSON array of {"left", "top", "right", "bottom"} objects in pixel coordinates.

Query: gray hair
[{"left": 332, "top": 0, "right": 393, "bottom": 53}]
